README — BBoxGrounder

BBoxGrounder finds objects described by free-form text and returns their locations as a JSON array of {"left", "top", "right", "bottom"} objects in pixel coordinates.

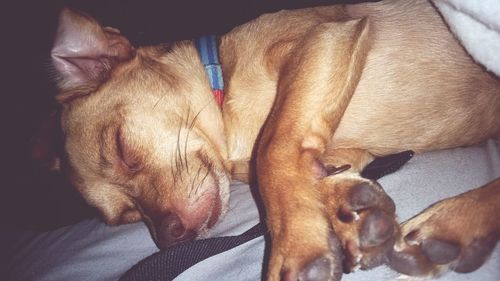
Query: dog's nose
[{"left": 156, "top": 212, "right": 196, "bottom": 248}]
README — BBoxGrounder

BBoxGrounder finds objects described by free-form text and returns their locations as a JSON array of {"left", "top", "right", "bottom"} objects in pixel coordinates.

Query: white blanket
[{"left": 432, "top": 0, "right": 500, "bottom": 76}]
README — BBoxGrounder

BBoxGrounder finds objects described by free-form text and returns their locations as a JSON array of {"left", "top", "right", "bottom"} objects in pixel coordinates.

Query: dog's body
[
  {"left": 221, "top": 1, "right": 499, "bottom": 163},
  {"left": 51, "top": 0, "right": 500, "bottom": 280}
]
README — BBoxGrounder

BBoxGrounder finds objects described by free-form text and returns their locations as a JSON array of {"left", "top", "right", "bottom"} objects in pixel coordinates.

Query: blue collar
[{"left": 194, "top": 35, "right": 224, "bottom": 107}]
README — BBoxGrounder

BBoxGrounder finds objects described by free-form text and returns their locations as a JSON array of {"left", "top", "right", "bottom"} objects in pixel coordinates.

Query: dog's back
[
  {"left": 220, "top": 0, "right": 500, "bottom": 160},
  {"left": 337, "top": 0, "right": 500, "bottom": 154}
]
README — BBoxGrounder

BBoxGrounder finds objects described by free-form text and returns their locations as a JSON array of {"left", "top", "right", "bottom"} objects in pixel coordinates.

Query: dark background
[{"left": 3, "top": 0, "right": 368, "bottom": 230}]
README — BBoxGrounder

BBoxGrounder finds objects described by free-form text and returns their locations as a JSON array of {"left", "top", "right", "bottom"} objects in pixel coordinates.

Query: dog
[{"left": 49, "top": 0, "right": 500, "bottom": 280}]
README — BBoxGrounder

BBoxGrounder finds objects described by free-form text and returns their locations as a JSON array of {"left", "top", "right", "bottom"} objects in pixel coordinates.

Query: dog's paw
[
  {"left": 320, "top": 176, "right": 399, "bottom": 272},
  {"left": 268, "top": 231, "right": 344, "bottom": 281},
  {"left": 386, "top": 190, "right": 499, "bottom": 278}
]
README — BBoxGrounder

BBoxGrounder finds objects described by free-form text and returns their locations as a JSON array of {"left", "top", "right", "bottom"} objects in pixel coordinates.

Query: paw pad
[
  {"left": 360, "top": 210, "right": 395, "bottom": 248},
  {"left": 387, "top": 235, "right": 498, "bottom": 276},
  {"left": 298, "top": 257, "right": 335, "bottom": 281},
  {"left": 454, "top": 237, "right": 496, "bottom": 273},
  {"left": 421, "top": 239, "right": 460, "bottom": 265}
]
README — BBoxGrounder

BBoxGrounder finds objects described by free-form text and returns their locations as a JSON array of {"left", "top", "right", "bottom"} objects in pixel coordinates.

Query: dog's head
[{"left": 50, "top": 8, "right": 230, "bottom": 248}]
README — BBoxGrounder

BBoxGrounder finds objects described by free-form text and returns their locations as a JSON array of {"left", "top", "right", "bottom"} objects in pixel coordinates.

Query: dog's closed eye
[{"left": 116, "top": 128, "right": 143, "bottom": 173}]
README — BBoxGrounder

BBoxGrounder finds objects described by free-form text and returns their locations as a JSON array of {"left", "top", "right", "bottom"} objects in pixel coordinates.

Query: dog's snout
[{"left": 157, "top": 212, "right": 196, "bottom": 248}]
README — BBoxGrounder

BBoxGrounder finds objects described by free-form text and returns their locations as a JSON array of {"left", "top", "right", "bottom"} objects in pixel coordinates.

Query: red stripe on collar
[{"left": 212, "top": 89, "right": 224, "bottom": 108}]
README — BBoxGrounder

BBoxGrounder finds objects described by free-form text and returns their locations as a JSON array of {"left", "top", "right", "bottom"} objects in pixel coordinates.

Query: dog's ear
[{"left": 51, "top": 8, "right": 134, "bottom": 103}]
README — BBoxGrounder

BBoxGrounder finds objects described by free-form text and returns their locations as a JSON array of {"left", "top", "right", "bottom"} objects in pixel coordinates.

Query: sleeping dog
[{"left": 50, "top": 0, "right": 500, "bottom": 280}]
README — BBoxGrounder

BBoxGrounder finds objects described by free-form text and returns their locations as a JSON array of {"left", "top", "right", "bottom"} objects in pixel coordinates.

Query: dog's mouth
[
  {"left": 144, "top": 195, "right": 223, "bottom": 249},
  {"left": 196, "top": 151, "right": 230, "bottom": 228},
  {"left": 148, "top": 189, "right": 227, "bottom": 249},
  {"left": 140, "top": 159, "right": 230, "bottom": 249}
]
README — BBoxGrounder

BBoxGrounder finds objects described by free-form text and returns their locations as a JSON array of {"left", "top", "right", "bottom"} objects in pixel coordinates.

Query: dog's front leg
[
  {"left": 256, "top": 17, "right": 372, "bottom": 281},
  {"left": 387, "top": 178, "right": 500, "bottom": 278}
]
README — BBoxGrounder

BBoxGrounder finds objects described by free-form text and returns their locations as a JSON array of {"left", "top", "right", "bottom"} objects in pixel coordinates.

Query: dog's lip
[
  {"left": 194, "top": 150, "right": 228, "bottom": 229},
  {"left": 207, "top": 191, "right": 222, "bottom": 228}
]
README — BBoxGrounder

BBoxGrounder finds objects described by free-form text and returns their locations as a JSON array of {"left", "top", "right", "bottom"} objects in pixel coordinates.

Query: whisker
[
  {"left": 153, "top": 94, "right": 166, "bottom": 109},
  {"left": 170, "top": 155, "right": 177, "bottom": 186},
  {"left": 175, "top": 122, "right": 183, "bottom": 181},
  {"left": 190, "top": 164, "right": 204, "bottom": 197},
  {"left": 196, "top": 163, "right": 212, "bottom": 196},
  {"left": 184, "top": 106, "right": 191, "bottom": 128},
  {"left": 183, "top": 105, "right": 207, "bottom": 174},
  {"left": 183, "top": 108, "right": 191, "bottom": 174},
  {"left": 188, "top": 104, "right": 208, "bottom": 131}
]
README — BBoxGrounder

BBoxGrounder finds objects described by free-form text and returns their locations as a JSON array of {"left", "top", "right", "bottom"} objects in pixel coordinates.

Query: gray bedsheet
[{"left": 4, "top": 140, "right": 500, "bottom": 281}]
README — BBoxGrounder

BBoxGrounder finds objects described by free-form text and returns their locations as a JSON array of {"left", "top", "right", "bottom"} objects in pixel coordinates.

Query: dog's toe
[
  {"left": 349, "top": 183, "right": 394, "bottom": 213},
  {"left": 420, "top": 238, "right": 460, "bottom": 265},
  {"left": 321, "top": 179, "right": 399, "bottom": 272},
  {"left": 386, "top": 189, "right": 499, "bottom": 278},
  {"left": 279, "top": 256, "right": 341, "bottom": 281},
  {"left": 265, "top": 207, "right": 346, "bottom": 281},
  {"left": 359, "top": 209, "right": 395, "bottom": 248},
  {"left": 298, "top": 256, "right": 339, "bottom": 281},
  {"left": 387, "top": 231, "right": 460, "bottom": 275},
  {"left": 387, "top": 234, "right": 497, "bottom": 277},
  {"left": 273, "top": 232, "right": 344, "bottom": 281},
  {"left": 297, "top": 233, "right": 343, "bottom": 281},
  {"left": 454, "top": 236, "right": 496, "bottom": 273},
  {"left": 386, "top": 243, "right": 433, "bottom": 276}
]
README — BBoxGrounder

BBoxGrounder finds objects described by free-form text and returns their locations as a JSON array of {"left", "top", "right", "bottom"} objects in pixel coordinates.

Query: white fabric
[
  {"left": 432, "top": 0, "right": 500, "bottom": 76},
  {"left": 3, "top": 140, "right": 499, "bottom": 281}
]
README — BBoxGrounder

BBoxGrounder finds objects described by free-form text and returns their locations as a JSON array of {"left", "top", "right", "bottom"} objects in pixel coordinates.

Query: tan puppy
[{"left": 50, "top": 1, "right": 500, "bottom": 280}]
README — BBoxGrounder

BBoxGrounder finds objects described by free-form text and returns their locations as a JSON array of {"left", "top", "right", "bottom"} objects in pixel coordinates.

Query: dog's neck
[
  {"left": 195, "top": 36, "right": 225, "bottom": 108},
  {"left": 187, "top": 13, "right": 341, "bottom": 173}
]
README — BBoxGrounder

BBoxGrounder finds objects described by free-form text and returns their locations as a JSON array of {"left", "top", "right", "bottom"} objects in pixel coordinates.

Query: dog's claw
[{"left": 325, "top": 164, "right": 351, "bottom": 176}]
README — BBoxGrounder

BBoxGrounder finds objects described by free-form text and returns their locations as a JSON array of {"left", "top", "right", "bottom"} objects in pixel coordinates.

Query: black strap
[
  {"left": 120, "top": 223, "right": 267, "bottom": 281},
  {"left": 120, "top": 150, "right": 414, "bottom": 281}
]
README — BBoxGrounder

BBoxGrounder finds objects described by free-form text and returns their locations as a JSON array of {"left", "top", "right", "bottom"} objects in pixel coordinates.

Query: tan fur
[
  {"left": 51, "top": 1, "right": 500, "bottom": 280},
  {"left": 389, "top": 179, "right": 500, "bottom": 278}
]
